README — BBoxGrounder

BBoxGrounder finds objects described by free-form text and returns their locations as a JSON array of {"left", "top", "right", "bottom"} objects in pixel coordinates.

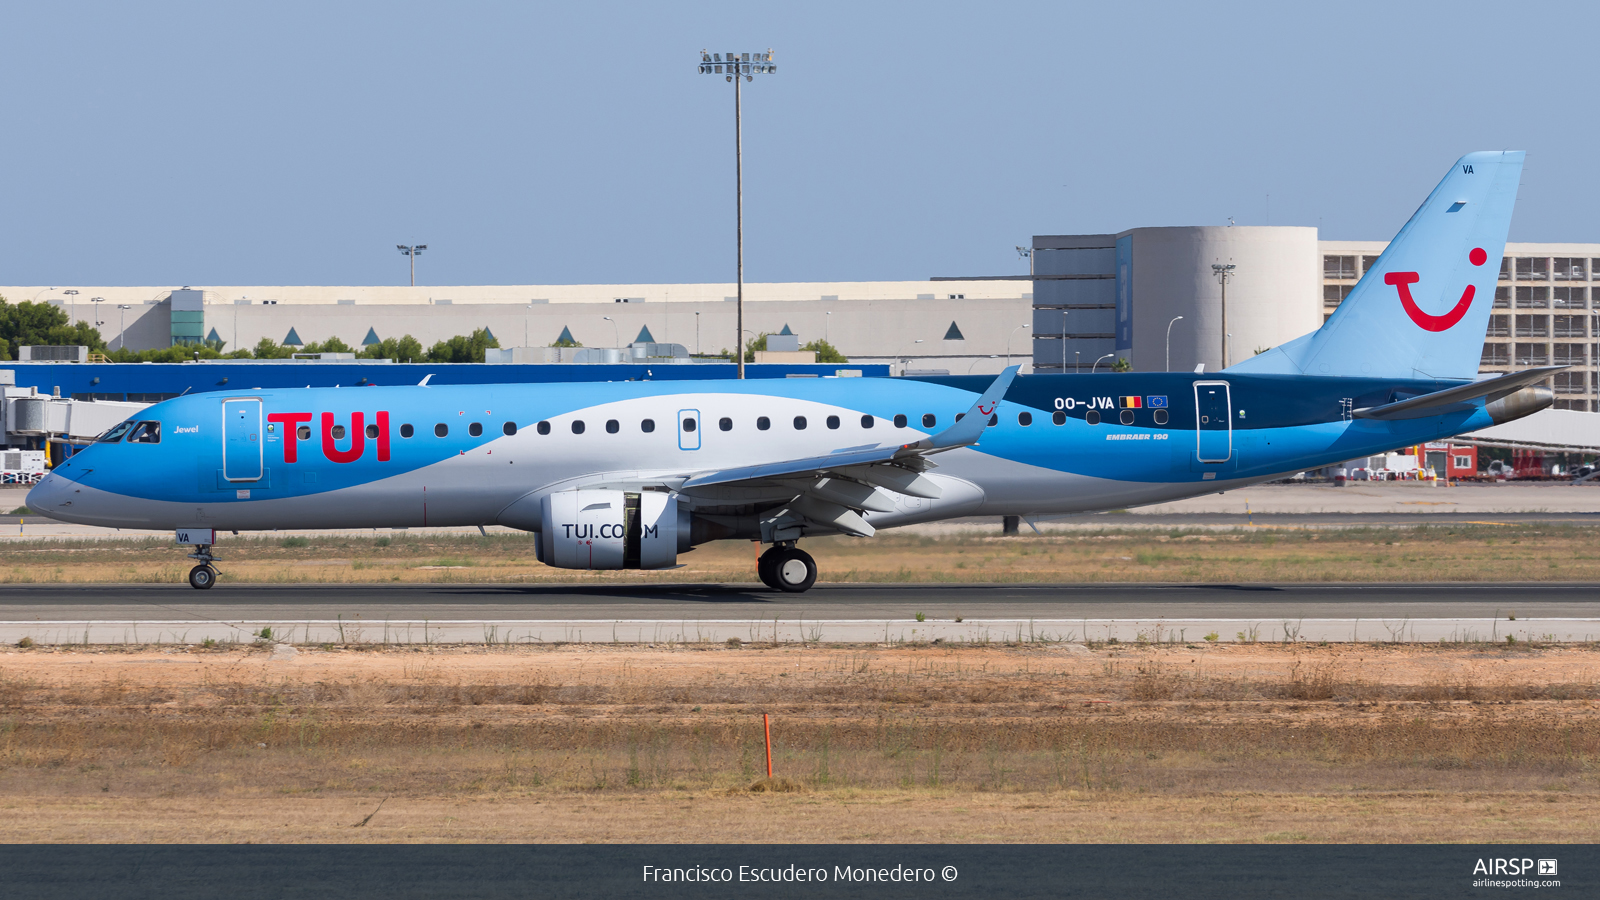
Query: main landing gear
[
  {"left": 187, "top": 544, "right": 219, "bottom": 590},
  {"left": 756, "top": 543, "right": 817, "bottom": 593}
]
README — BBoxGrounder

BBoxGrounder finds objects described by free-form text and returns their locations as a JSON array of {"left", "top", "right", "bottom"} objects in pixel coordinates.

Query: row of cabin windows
[
  {"left": 489, "top": 408, "right": 1173, "bottom": 435},
  {"left": 292, "top": 422, "right": 520, "bottom": 441}
]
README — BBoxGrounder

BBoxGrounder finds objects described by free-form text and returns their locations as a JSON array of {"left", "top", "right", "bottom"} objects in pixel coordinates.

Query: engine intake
[{"left": 537, "top": 490, "right": 686, "bottom": 569}]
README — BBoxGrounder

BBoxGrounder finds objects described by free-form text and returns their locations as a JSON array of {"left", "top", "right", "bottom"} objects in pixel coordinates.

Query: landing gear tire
[
  {"left": 188, "top": 564, "right": 217, "bottom": 590},
  {"left": 771, "top": 547, "right": 817, "bottom": 593},
  {"left": 756, "top": 548, "right": 781, "bottom": 590}
]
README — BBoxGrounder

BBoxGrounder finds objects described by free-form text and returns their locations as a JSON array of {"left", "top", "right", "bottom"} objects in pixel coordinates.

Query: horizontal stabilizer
[{"left": 1352, "top": 367, "right": 1566, "bottom": 420}]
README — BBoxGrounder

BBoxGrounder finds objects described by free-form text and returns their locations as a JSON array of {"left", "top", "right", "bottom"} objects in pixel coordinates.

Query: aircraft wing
[{"left": 675, "top": 366, "right": 1019, "bottom": 539}]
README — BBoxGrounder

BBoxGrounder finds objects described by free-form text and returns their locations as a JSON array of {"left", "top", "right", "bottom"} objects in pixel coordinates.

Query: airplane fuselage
[{"left": 31, "top": 371, "right": 1498, "bottom": 533}]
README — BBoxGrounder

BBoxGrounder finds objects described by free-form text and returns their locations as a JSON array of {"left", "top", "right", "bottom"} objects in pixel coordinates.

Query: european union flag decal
[{"left": 1146, "top": 395, "right": 1168, "bottom": 409}]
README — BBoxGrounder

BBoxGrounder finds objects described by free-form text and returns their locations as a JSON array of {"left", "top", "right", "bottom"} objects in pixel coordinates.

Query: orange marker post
[{"left": 764, "top": 713, "right": 773, "bottom": 779}]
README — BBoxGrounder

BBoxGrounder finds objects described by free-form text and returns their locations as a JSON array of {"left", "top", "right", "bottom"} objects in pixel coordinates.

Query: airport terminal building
[{"left": 8, "top": 228, "right": 1597, "bottom": 410}]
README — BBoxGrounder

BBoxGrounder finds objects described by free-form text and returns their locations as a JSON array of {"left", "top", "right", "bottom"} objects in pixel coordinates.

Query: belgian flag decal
[{"left": 1118, "top": 396, "right": 1143, "bottom": 409}]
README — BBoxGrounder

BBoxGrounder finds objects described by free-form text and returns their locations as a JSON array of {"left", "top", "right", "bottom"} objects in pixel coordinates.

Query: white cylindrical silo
[{"left": 1127, "top": 226, "right": 1321, "bottom": 373}]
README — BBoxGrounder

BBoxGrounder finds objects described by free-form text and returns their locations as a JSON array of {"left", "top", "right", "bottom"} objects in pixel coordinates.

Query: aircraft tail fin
[{"left": 1229, "top": 151, "right": 1524, "bottom": 380}]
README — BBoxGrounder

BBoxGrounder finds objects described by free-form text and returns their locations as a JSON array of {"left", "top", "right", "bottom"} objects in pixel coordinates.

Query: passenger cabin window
[
  {"left": 536, "top": 421, "right": 551, "bottom": 435},
  {"left": 793, "top": 416, "right": 807, "bottom": 430},
  {"left": 503, "top": 422, "right": 517, "bottom": 436},
  {"left": 1052, "top": 411, "right": 1066, "bottom": 425},
  {"left": 572, "top": 420, "right": 586, "bottom": 434},
  {"left": 435, "top": 423, "right": 448, "bottom": 437},
  {"left": 331, "top": 425, "right": 346, "bottom": 440},
  {"left": 860, "top": 415, "right": 875, "bottom": 428},
  {"left": 893, "top": 414, "right": 907, "bottom": 428},
  {"left": 400, "top": 423, "right": 414, "bottom": 438},
  {"left": 366, "top": 424, "right": 380, "bottom": 439},
  {"left": 1018, "top": 412, "right": 1032, "bottom": 426},
  {"left": 756, "top": 416, "right": 770, "bottom": 431},
  {"left": 98, "top": 421, "right": 136, "bottom": 442},
  {"left": 298, "top": 425, "right": 312, "bottom": 440},
  {"left": 826, "top": 415, "right": 840, "bottom": 429},
  {"left": 682, "top": 417, "right": 696, "bottom": 432},
  {"left": 128, "top": 421, "right": 161, "bottom": 444},
  {"left": 469, "top": 422, "right": 483, "bottom": 437},
  {"left": 719, "top": 417, "right": 733, "bottom": 431},
  {"left": 1119, "top": 409, "right": 1135, "bottom": 426},
  {"left": 1085, "top": 410, "right": 1101, "bottom": 425},
  {"left": 1153, "top": 409, "right": 1169, "bottom": 425},
  {"left": 641, "top": 419, "right": 655, "bottom": 433},
  {"left": 606, "top": 419, "right": 619, "bottom": 434},
  {"left": 922, "top": 414, "right": 937, "bottom": 428}
]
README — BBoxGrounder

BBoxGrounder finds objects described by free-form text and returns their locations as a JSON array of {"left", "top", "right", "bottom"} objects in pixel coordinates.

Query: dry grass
[
  {"left": 0, "top": 643, "right": 1596, "bottom": 842},
  {"left": 2, "top": 522, "right": 1599, "bottom": 584}
]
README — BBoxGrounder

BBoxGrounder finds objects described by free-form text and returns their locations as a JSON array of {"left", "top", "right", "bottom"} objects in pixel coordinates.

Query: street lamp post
[
  {"left": 899, "top": 338, "right": 924, "bottom": 375},
  {"left": 1006, "top": 324, "right": 1031, "bottom": 369},
  {"left": 700, "top": 48, "right": 776, "bottom": 380},
  {"left": 694, "top": 311, "right": 700, "bottom": 356},
  {"left": 602, "top": 316, "right": 620, "bottom": 348},
  {"left": 1165, "top": 315, "right": 1184, "bottom": 372},
  {"left": 1212, "top": 263, "right": 1236, "bottom": 368},
  {"left": 63, "top": 290, "right": 79, "bottom": 326},
  {"left": 116, "top": 305, "right": 131, "bottom": 351},
  {"left": 1092, "top": 353, "right": 1115, "bottom": 373},
  {"left": 397, "top": 245, "right": 427, "bottom": 286},
  {"left": 91, "top": 297, "right": 105, "bottom": 327}
]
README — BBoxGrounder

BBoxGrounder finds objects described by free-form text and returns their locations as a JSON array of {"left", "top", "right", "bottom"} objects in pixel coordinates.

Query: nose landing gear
[
  {"left": 756, "top": 543, "right": 817, "bottom": 593},
  {"left": 186, "top": 544, "right": 220, "bottom": 590}
]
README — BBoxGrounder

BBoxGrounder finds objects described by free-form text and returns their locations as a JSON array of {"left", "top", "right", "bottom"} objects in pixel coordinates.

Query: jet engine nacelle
[{"left": 537, "top": 490, "right": 686, "bottom": 570}]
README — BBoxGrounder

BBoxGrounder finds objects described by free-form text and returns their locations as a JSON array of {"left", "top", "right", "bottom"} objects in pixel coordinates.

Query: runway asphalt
[
  {"left": 3, "top": 581, "right": 1595, "bottom": 620},
  {"left": 0, "top": 582, "right": 1594, "bottom": 646}
]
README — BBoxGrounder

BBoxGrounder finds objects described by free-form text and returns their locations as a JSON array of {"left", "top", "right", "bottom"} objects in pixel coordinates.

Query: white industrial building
[{"left": 7, "top": 229, "right": 1597, "bottom": 406}]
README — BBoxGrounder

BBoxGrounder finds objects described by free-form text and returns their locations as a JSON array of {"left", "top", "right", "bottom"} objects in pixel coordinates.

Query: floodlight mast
[
  {"left": 398, "top": 244, "right": 427, "bottom": 287},
  {"left": 700, "top": 48, "right": 776, "bottom": 378},
  {"left": 1212, "top": 263, "right": 1236, "bottom": 368}
]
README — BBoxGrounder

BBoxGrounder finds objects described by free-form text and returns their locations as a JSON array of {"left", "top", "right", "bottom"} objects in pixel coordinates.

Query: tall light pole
[
  {"left": 525, "top": 304, "right": 534, "bottom": 349},
  {"left": 602, "top": 315, "right": 619, "bottom": 348},
  {"left": 397, "top": 244, "right": 427, "bottom": 286},
  {"left": 699, "top": 48, "right": 776, "bottom": 380},
  {"left": 91, "top": 297, "right": 105, "bottom": 327},
  {"left": 63, "top": 289, "right": 79, "bottom": 326},
  {"left": 1212, "top": 262, "right": 1236, "bottom": 368},
  {"left": 1006, "top": 323, "right": 1030, "bottom": 369},
  {"left": 1165, "top": 315, "right": 1184, "bottom": 372},
  {"left": 116, "top": 305, "right": 131, "bottom": 351},
  {"left": 694, "top": 311, "right": 701, "bottom": 356},
  {"left": 1092, "top": 352, "right": 1115, "bottom": 373}
]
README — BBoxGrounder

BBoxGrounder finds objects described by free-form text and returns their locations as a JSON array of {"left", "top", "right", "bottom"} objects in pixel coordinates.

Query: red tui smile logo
[{"left": 1387, "top": 247, "right": 1488, "bottom": 332}]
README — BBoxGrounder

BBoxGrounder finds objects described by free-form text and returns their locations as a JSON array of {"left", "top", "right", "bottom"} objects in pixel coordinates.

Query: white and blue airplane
[{"left": 31, "top": 151, "right": 1556, "bottom": 591}]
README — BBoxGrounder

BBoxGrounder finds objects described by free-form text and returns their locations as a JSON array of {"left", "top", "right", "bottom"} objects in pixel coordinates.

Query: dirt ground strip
[
  {"left": 0, "top": 642, "right": 1597, "bottom": 843},
  {"left": 4, "top": 522, "right": 1600, "bottom": 584}
]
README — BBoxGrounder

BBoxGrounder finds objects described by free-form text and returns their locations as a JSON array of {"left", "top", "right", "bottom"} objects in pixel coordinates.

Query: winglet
[
  {"left": 418, "top": 374, "right": 434, "bottom": 386},
  {"left": 898, "top": 365, "right": 1019, "bottom": 454}
]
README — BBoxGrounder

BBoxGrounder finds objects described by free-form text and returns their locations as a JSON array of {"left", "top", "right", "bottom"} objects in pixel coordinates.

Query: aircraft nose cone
[{"left": 26, "top": 473, "right": 70, "bottom": 515}]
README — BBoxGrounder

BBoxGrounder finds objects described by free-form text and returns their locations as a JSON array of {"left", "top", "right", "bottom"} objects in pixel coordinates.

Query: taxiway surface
[{"left": 1, "top": 582, "right": 1595, "bottom": 646}]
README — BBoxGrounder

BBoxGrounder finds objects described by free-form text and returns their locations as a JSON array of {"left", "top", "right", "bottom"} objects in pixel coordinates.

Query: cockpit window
[
  {"left": 98, "top": 421, "right": 136, "bottom": 443},
  {"left": 128, "top": 421, "right": 161, "bottom": 444}
]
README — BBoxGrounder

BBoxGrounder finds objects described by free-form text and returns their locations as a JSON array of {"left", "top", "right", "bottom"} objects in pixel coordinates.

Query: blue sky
[{"left": 2, "top": 0, "right": 1595, "bottom": 287}]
